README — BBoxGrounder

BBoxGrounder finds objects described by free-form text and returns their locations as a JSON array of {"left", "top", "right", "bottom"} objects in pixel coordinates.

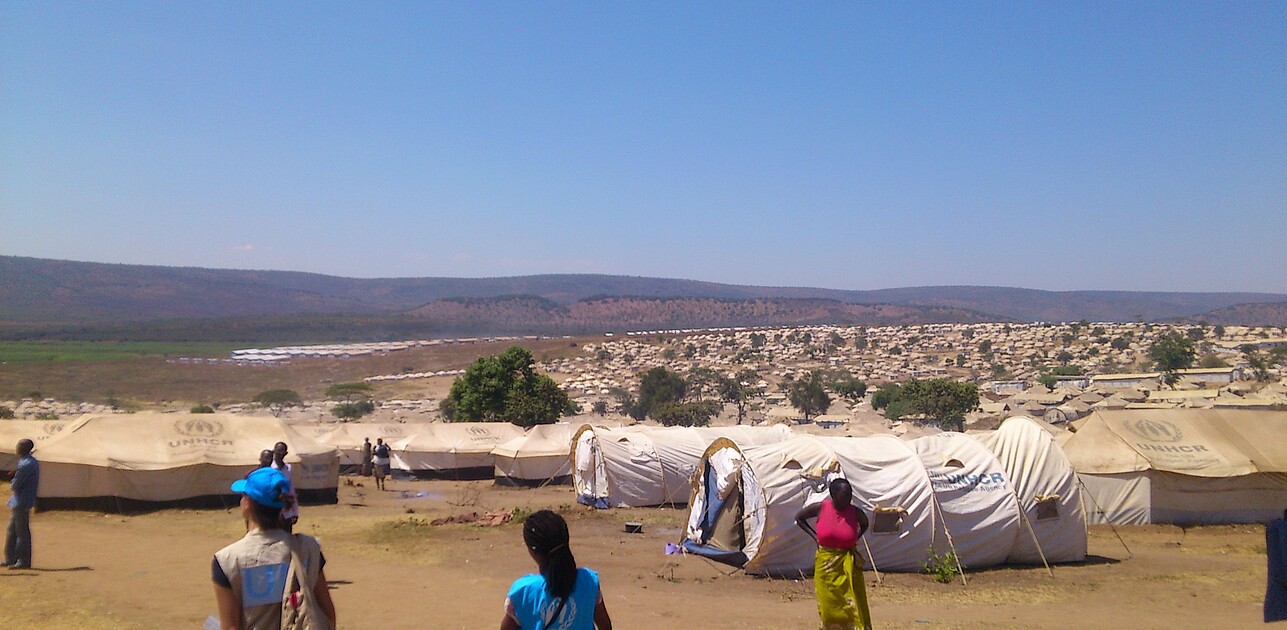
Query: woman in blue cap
[{"left": 212, "top": 467, "right": 336, "bottom": 629}]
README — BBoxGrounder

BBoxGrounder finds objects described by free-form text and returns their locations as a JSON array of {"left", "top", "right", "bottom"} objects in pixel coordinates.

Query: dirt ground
[{"left": 0, "top": 477, "right": 1268, "bottom": 629}]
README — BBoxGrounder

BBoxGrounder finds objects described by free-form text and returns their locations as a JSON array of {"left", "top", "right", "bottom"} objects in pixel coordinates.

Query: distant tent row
[
  {"left": 572, "top": 425, "right": 795, "bottom": 508},
  {"left": 1061, "top": 409, "right": 1287, "bottom": 525},
  {"left": 683, "top": 417, "right": 1087, "bottom": 576},
  {"left": 292, "top": 421, "right": 524, "bottom": 479}
]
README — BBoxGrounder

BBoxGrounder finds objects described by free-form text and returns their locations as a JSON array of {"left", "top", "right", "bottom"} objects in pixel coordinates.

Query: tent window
[
  {"left": 871, "top": 507, "right": 904, "bottom": 534},
  {"left": 1035, "top": 495, "right": 1060, "bottom": 521},
  {"left": 944, "top": 458, "right": 964, "bottom": 468}
]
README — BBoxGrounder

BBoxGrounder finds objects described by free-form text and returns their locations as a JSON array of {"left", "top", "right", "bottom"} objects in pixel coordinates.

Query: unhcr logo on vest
[{"left": 1125, "top": 418, "right": 1182, "bottom": 443}]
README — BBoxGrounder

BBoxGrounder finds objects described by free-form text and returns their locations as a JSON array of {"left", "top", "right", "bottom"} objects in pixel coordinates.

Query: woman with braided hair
[{"left": 501, "top": 510, "right": 612, "bottom": 630}]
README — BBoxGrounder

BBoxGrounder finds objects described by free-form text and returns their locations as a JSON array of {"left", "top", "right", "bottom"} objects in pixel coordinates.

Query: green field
[{"left": 0, "top": 341, "right": 245, "bottom": 364}]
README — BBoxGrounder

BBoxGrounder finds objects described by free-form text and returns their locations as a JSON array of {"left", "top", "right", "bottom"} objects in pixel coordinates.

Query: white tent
[
  {"left": 294, "top": 423, "right": 421, "bottom": 471},
  {"left": 0, "top": 419, "right": 69, "bottom": 471},
  {"left": 573, "top": 425, "right": 793, "bottom": 508},
  {"left": 818, "top": 435, "right": 938, "bottom": 572},
  {"left": 1061, "top": 409, "right": 1287, "bottom": 525},
  {"left": 392, "top": 422, "right": 525, "bottom": 479},
  {"left": 34, "top": 413, "right": 340, "bottom": 510},
  {"left": 684, "top": 436, "right": 838, "bottom": 576},
  {"left": 975, "top": 416, "right": 1087, "bottom": 564},
  {"left": 492, "top": 423, "right": 580, "bottom": 486},
  {"left": 909, "top": 433, "right": 1022, "bottom": 569}
]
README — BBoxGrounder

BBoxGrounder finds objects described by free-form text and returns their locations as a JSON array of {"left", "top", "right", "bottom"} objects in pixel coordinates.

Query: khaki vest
[{"left": 215, "top": 529, "right": 322, "bottom": 630}]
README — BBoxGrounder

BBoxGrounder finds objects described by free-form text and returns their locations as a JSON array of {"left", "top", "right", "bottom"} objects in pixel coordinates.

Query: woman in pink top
[{"left": 796, "top": 478, "right": 871, "bottom": 630}]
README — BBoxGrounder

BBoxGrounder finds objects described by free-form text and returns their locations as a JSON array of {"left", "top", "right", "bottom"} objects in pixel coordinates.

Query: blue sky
[{"left": 3, "top": 2, "right": 1285, "bottom": 292}]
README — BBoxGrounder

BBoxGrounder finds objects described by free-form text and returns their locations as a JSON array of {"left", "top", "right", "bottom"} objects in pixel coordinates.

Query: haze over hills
[{"left": 2, "top": 256, "right": 1284, "bottom": 339}]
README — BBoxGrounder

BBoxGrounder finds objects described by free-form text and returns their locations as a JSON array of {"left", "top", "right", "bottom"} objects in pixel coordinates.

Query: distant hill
[
  {"left": 1183, "top": 301, "right": 1287, "bottom": 327},
  {"left": 2, "top": 255, "right": 1283, "bottom": 329}
]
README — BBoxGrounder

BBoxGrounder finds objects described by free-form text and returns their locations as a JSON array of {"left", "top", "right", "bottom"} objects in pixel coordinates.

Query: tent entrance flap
[{"left": 683, "top": 462, "right": 749, "bottom": 567}]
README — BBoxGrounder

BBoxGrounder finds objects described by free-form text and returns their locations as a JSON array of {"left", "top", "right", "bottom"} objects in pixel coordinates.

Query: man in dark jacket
[{"left": 5, "top": 439, "right": 39, "bottom": 569}]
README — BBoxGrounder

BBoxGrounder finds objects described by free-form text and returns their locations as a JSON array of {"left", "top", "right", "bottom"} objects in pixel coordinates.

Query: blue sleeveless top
[{"left": 506, "top": 567, "right": 600, "bottom": 630}]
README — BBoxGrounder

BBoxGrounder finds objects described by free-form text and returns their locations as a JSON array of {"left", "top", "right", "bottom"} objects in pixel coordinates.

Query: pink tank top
[{"left": 816, "top": 498, "right": 860, "bottom": 549}]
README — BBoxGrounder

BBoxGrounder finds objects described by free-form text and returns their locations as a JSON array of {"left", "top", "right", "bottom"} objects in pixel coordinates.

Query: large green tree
[
  {"left": 787, "top": 370, "right": 831, "bottom": 421},
  {"left": 635, "top": 366, "right": 688, "bottom": 419},
  {"left": 1149, "top": 332, "right": 1196, "bottom": 387},
  {"left": 441, "top": 346, "right": 573, "bottom": 427},
  {"left": 882, "top": 379, "right": 979, "bottom": 432},
  {"left": 325, "top": 382, "right": 372, "bottom": 403}
]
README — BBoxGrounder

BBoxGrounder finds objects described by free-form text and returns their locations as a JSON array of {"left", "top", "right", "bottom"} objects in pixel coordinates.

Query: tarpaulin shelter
[
  {"left": 391, "top": 422, "right": 524, "bottom": 479},
  {"left": 1061, "top": 409, "right": 1287, "bottom": 525},
  {"left": 492, "top": 423, "right": 580, "bottom": 486},
  {"left": 34, "top": 413, "right": 339, "bottom": 510},
  {"left": 975, "top": 416, "right": 1087, "bottom": 564},
  {"left": 573, "top": 425, "right": 793, "bottom": 508}
]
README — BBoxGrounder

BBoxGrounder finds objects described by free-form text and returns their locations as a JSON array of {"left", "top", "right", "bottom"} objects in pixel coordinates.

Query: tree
[
  {"left": 442, "top": 346, "right": 572, "bottom": 426},
  {"left": 787, "top": 370, "right": 831, "bottom": 422},
  {"left": 0, "top": 406, "right": 14, "bottom": 420},
  {"left": 1149, "top": 332, "right": 1197, "bottom": 386},
  {"left": 1110, "top": 337, "right": 1131, "bottom": 351},
  {"left": 1056, "top": 350, "right": 1074, "bottom": 365},
  {"left": 591, "top": 401, "right": 608, "bottom": 416},
  {"left": 977, "top": 340, "right": 992, "bottom": 354},
  {"left": 652, "top": 400, "right": 720, "bottom": 427},
  {"left": 871, "top": 383, "right": 901, "bottom": 411},
  {"left": 253, "top": 389, "right": 303, "bottom": 417},
  {"left": 325, "top": 382, "right": 372, "bottom": 404},
  {"left": 831, "top": 377, "right": 868, "bottom": 403},
  {"left": 853, "top": 336, "right": 869, "bottom": 350},
  {"left": 332, "top": 400, "right": 374, "bottom": 421},
  {"left": 686, "top": 367, "right": 720, "bottom": 402},
  {"left": 828, "top": 331, "right": 846, "bottom": 348},
  {"left": 1186, "top": 326, "right": 1206, "bottom": 342},
  {"left": 1037, "top": 373, "right": 1058, "bottom": 391},
  {"left": 718, "top": 369, "right": 758, "bottom": 425},
  {"left": 636, "top": 366, "right": 688, "bottom": 419},
  {"left": 1246, "top": 351, "right": 1273, "bottom": 382},
  {"left": 896, "top": 379, "right": 979, "bottom": 432},
  {"left": 1198, "top": 353, "right": 1229, "bottom": 368}
]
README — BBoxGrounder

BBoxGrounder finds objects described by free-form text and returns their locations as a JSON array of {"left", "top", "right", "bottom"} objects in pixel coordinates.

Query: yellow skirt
[{"left": 814, "top": 545, "right": 872, "bottom": 630}]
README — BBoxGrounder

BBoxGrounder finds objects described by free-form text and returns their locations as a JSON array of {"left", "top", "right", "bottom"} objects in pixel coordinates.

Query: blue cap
[{"left": 231, "top": 467, "right": 290, "bottom": 508}]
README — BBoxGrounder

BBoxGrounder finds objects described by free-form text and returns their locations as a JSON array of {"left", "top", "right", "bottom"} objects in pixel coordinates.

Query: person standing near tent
[
  {"left": 213, "top": 468, "right": 336, "bottom": 629},
  {"left": 361, "top": 437, "right": 373, "bottom": 477},
  {"left": 371, "top": 438, "right": 390, "bottom": 491},
  {"left": 4, "top": 439, "right": 38, "bottom": 569},
  {"left": 1268, "top": 509, "right": 1287, "bottom": 622},
  {"left": 270, "top": 442, "right": 299, "bottom": 531},
  {"left": 258, "top": 449, "right": 274, "bottom": 470},
  {"left": 500, "top": 509, "right": 612, "bottom": 630},
  {"left": 795, "top": 478, "right": 872, "bottom": 630}
]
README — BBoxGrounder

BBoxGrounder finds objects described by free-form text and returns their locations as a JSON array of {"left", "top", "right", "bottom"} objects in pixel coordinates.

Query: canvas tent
[
  {"left": 573, "top": 425, "right": 793, "bottom": 508},
  {"left": 910, "top": 433, "right": 1022, "bottom": 569},
  {"left": 293, "top": 422, "right": 421, "bottom": 472},
  {"left": 1062, "top": 409, "right": 1287, "bottom": 525},
  {"left": 975, "top": 416, "right": 1087, "bottom": 564},
  {"left": 493, "top": 423, "right": 580, "bottom": 486},
  {"left": 684, "top": 436, "right": 838, "bottom": 576},
  {"left": 392, "top": 422, "right": 525, "bottom": 479},
  {"left": 0, "top": 419, "right": 70, "bottom": 471},
  {"left": 34, "top": 413, "right": 340, "bottom": 510},
  {"left": 817, "top": 435, "right": 938, "bottom": 572}
]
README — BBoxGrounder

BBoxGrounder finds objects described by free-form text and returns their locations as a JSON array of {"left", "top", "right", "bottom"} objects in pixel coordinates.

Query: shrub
[
  {"left": 923, "top": 548, "right": 961, "bottom": 584},
  {"left": 0, "top": 406, "right": 13, "bottom": 419},
  {"left": 190, "top": 404, "right": 215, "bottom": 414}
]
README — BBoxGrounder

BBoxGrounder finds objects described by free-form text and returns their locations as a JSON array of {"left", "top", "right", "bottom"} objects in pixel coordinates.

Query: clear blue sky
[{"left": 3, "top": 2, "right": 1285, "bottom": 292}]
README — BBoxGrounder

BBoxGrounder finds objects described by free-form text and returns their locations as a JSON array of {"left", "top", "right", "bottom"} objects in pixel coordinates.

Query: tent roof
[{"left": 1061, "top": 409, "right": 1287, "bottom": 476}]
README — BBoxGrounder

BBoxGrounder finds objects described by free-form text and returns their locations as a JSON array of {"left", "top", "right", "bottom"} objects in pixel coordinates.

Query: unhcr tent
[
  {"left": 910, "top": 433, "right": 1022, "bottom": 569},
  {"left": 573, "top": 425, "right": 793, "bottom": 508},
  {"left": 1062, "top": 409, "right": 1287, "bottom": 525},
  {"left": 818, "top": 436, "right": 938, "bottom": 572},
  {"left": 297, "top": 422, "right": 421, "bottom": 472},
  {"left": 392, "top": 422, "right": 524, "bottom": 479},
  {"left": 35, "top": 413, "right": 340, "bottom": 510},
  {"left": 0, "top": 419, "right": 69, "bottom": 471},
  {"left": 493, "top": 423, "right": 580, "bottom": 486},
  {"left": 975, "top": 416, "right": 1087, "bottom": 564},
  {"left": 684, "top": 436, "right": 838, "bottom": 576}
]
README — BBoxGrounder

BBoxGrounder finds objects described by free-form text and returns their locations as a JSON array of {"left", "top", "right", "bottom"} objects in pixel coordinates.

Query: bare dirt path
[{"left": 0, "top": 478, "right": 1267, "bottom": 629}]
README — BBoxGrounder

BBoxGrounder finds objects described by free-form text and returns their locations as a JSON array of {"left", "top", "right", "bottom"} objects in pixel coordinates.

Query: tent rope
[
  {"left": 1075, "top": 475, "right": 1132, "bottom": 559},
  {"left": 860, "top": 535, "right": 883, "bottom": 585}
]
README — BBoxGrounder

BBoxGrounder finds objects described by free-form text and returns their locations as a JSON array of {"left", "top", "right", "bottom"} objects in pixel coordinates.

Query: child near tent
[{"left": 795, "top": 478, "right": 872, "bottom": 630}]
